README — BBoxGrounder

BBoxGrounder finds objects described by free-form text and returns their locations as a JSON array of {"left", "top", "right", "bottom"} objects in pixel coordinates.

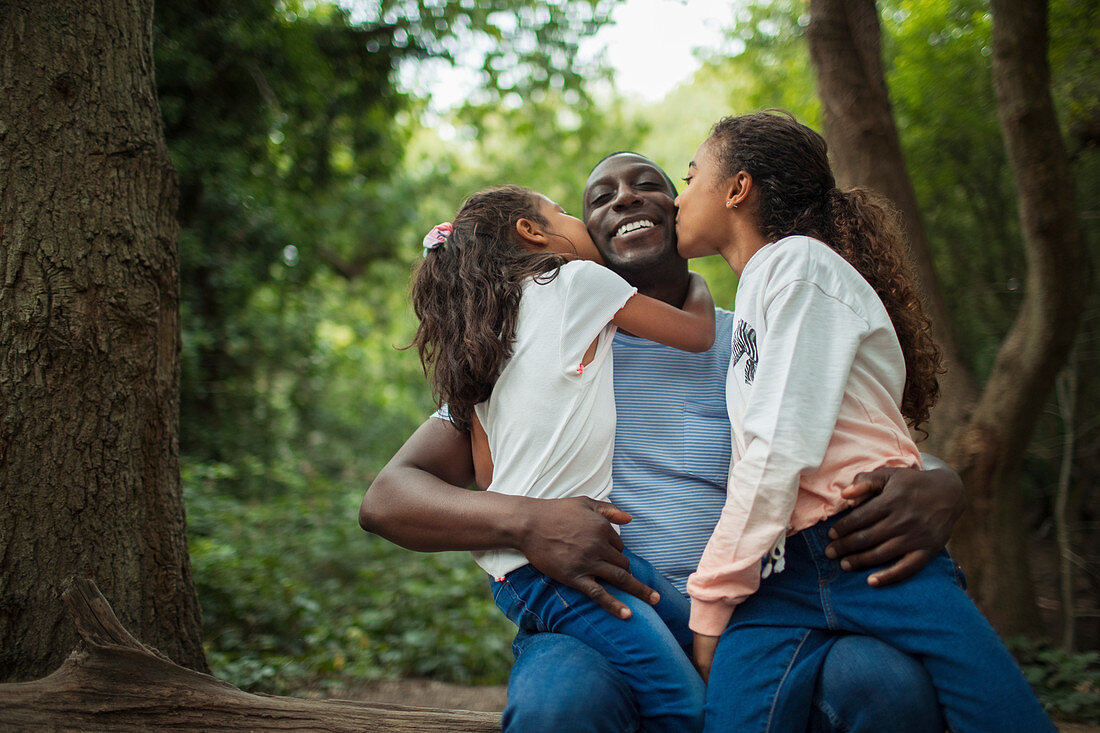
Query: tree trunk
[
  {"left": 947, "top": 0, "right": 1089, "bottom": 635},
  {"left": 807, "top": 0, "right": 1089, "bottom": 636},
  {"left": 1054, "top": 351, "right": 1078, "bottom": 650},
  {"left": 0, "top": 579, "right": 501, "bottom": 731},
  {"left": 806, "top": 0, "right": 979, "bottom": 450},
  {"left": 0, "top": 0, "right": 207, "bottom": 679}
]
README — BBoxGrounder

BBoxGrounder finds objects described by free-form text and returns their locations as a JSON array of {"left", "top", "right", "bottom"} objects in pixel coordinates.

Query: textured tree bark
[
  {"left": 806, "top": 0, "right": 979, "bottom": 450},
  {"left": 807, "top": 0, "right": 1089, "bottom": 635},
  {"left": 0, "top": 1, "right": 207, "bottom": 678},
  {"left": 947, "top": 0, "right": 1089, "bottom": 635},
  {"left": 1054, "top": 355, "right": 1078, "bottom": 650},
  {"left": 0, "top": 580, "right": 501, "bottom": 732}
]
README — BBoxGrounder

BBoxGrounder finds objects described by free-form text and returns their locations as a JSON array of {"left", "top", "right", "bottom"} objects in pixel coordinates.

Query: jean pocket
[{"left": 683, "top": 400, "right": 731, "bottom": 487}]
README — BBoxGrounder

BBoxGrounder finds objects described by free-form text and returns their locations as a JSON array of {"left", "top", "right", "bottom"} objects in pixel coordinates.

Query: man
[{"left": 360, "top": 152, "right": 963, "bottom": 731}]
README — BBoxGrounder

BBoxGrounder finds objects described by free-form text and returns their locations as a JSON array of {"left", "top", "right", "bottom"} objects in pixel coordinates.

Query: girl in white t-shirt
[
  {"left": 409, "top": 185, "right": 714, "bottom": 732},
  {"left": 674, "top": 112, "right": 1052, "bottom": 732}
]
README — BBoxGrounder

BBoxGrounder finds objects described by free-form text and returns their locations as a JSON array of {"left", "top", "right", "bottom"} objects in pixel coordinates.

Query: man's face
[{"left": 583, "top": 154, "right": 684, "bottom": 280}]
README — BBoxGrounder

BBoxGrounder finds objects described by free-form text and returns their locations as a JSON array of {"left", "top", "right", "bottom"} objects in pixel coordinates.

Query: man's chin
[
  {"left": 602, "top": 245, "right": 684, "bottom": 276},
  {"left": 601, "top": 232, "right": 677, "bottom": 267}
]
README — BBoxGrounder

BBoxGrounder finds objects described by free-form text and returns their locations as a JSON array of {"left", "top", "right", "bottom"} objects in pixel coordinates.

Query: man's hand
[
  {"left": 825, "top": 465, "right": 964, "bottom": 586},
  {"left": 693, "top": 633, "right": 720, "bottom": 683},
  {"left": 519, "top": 496, "right": 660, "bottom": 619}
]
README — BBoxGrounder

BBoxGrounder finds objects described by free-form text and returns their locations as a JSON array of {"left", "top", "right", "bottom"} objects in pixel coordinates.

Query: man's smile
[
  {"left": 611, "top": 216, "right": 663, "bottom": 243},
  {"left": 615, "top": 218, "right": 656, "bottom": 238}
]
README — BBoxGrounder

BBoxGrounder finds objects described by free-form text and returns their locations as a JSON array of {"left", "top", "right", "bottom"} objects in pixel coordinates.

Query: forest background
[{"left": 3, "top": 0, "right": 1098, "bottom": 722}]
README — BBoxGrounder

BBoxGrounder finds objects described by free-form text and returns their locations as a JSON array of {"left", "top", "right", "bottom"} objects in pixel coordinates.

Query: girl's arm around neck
[{"left": 613, "top": 271, "right": 716, "bottom": 352}]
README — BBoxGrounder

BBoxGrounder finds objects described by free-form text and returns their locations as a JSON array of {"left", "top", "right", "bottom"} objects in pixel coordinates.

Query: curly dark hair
[
  {"left": 708, "top": 111, "right": 942, "bottom": 431},
  {"left": 408, "top": 185, "right": 566, "bottom": 432}
]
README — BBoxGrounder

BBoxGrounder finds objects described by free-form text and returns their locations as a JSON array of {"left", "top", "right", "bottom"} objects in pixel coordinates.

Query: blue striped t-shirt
[{"left": 610, "top": 308, "right": 735, "bottom": 595}]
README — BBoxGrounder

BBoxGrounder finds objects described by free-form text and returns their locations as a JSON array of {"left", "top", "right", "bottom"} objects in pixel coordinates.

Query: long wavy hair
[
  {"left": 708, "top": 111, "right": 942, "bottom": 431},
  {"left": 409, "top": 185, "right": 566, "bottom": 432}
]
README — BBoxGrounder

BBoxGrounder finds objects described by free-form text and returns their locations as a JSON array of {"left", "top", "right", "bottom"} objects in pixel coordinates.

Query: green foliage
[
  {"left": 1048, "top": 0, "right": 1100, "bottom": 151},
  {"left": 706, "top": 0, "right": 819, "bottom": 125},
  {"left": 157, "top": 0, "right": 415, "bottom": 473},
  {"left": 368, "top": 0, "right": 618, "bottom": 99},
  {"left": 1007, "top": 637, "right": 1100, "bottom": 722},
  {"left": 180, "top": 250, "right": 528, "bottom": 690},
  {"left": 186, "top": 463, "right": 515, "bottom": 692},
  {"left": 882, "top": 0, "right": 1100, "bottom": 534},
  {"left": 431, "top": 95, "right": 647, "bottom": 214},
  {"left": 882, "top": 0, "right": 1024, "bottom": 379}
]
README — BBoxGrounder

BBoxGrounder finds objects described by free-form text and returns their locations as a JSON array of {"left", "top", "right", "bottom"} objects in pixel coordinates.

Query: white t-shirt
[{"left": 472, "top": 260, "right": 637, "bottom": 579}]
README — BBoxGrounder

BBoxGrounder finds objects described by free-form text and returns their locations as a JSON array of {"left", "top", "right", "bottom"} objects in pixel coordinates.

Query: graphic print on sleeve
[{"left": 732, "top": 318, "right": 758, "bottom": 385}]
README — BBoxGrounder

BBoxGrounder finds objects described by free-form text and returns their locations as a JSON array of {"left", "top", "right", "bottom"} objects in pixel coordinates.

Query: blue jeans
[
  {"left": 492, "top": 552, "right": 704, "bottom": 732},
  {"left": 504, "top": 560, "right": 945, "bottom": 733},
  {"left": 705, "top": 514, "right": 1054, "bottom": 733}
]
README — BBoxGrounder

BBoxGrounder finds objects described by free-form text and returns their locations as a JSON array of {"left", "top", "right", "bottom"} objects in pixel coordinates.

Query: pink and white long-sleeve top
[{"left": 687, "top": 236, "right": 921, "bottom": 636}]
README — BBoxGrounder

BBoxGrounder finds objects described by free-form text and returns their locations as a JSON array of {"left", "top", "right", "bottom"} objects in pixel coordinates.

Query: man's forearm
[
  {"left": 359, "top": 416, "right": 533, "bottom": 553},
  {"left": 360, "top": 465, "right": 534, "bottom": 553},
  {"left": 361, "top": 416, "right": 657, "bottom": 617}
]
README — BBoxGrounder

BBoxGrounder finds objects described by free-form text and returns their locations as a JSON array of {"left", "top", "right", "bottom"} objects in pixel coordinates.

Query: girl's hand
[{"left": 693, "top": 632, "right": 720, "bottom": 683}]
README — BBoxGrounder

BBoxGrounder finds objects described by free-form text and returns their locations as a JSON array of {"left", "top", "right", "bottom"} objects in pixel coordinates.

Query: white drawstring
[{"left": 761, "top": 534, "right": 787, "bottom": 579}]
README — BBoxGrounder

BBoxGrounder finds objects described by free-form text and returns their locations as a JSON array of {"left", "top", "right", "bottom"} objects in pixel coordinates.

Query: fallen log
[{"left": 0, "top": 578, "right": 501, "bottom": 731}]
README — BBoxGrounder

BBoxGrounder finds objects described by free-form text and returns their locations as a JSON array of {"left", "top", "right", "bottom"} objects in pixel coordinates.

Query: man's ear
[
  {"left": 516, "top": 217, "right": 549, "bottom": 248},
  {"left": 724, "top": 171, "right": 753, "bottom": 209}
]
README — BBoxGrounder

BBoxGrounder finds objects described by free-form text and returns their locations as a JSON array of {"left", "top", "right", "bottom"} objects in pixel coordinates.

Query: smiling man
[{"left": 360, "top": 152, "right": 963, "bottom": 732}]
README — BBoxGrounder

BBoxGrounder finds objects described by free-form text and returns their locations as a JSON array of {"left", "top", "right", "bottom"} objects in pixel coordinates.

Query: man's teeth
[{"left": 616, "top": 220, "right": 655, "bottom": 237}]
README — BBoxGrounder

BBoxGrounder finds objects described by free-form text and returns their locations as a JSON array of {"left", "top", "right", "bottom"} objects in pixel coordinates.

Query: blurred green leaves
[
  {"left": 1008, "top": 637, "right": 1100, "bottom": 722},
  {"left": 185, "top": 465, "right": 514, "bottom": 691}
]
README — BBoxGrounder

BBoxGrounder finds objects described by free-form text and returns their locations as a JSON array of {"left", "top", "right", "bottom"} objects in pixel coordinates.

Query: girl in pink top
[{"left": 674, "top": 112, "right": 1051, "bottom": 733}]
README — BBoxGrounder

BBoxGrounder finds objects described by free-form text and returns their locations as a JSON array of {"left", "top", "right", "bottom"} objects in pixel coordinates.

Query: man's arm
[
  {"left": 359, "top": 416, "right": 659, "bottom": 617},
  {"left": 824, "top": 455, "right": 965, "bottom": 586}
]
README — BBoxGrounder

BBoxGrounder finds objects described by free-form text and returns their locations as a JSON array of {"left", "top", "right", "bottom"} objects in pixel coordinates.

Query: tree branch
[{"left": 0, "top": 579, "right": 500, "bottom": 732}]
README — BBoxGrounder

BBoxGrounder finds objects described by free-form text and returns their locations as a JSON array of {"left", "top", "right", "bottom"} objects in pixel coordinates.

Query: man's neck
[
  {"left": 635, "top": 273, "right": 691, "bottom": 309},
  {"left": 607, "top": 256, "right": 692, "bottom": 309}
]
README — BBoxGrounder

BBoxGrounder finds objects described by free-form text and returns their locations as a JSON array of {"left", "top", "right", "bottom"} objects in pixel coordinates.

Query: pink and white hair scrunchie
[{"left": 422, "top": 222, "right": 453, "bottom": 256}]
